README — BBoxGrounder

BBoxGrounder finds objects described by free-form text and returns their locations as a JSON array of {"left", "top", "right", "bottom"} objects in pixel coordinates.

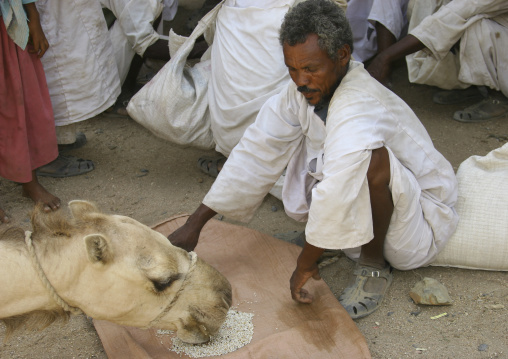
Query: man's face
[{"left": 283, "top": 34, "right": 350, "bottom": 108}]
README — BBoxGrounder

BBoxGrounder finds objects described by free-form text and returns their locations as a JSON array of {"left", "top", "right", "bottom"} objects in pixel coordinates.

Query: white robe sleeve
[{"left": 203, "top": 85, "right": 304, "bottom": 222}]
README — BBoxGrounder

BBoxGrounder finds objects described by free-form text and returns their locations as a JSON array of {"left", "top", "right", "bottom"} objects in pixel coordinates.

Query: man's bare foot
[
  {"left": 0, "top": 207, "right": 10, "bottom": 224},
  {"left": 22, "top": 171, "right": 61, "bottom": 212}
]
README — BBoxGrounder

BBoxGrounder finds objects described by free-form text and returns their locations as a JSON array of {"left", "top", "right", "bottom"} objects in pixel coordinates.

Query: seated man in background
[
  {"left": 367, "top": 0, "right": 508, "bottom": 122},
  {"left": 168, "top": 0, "right": 459, "bottom": 319}
]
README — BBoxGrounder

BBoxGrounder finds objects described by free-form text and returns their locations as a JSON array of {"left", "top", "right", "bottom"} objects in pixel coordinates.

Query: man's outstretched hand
[
  {"left": 168, "top": 223, "right": 200, "bottom": 252},
  {"left": 167, "top": 203, "right": 218, "bottom": 252}
]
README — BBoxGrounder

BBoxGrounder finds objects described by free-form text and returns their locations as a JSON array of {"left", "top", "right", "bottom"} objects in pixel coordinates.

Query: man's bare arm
[
  {"left": 168, "top": 203, "right": 217, "bottom": 251},
  {"left": 290, "top": 241, "right": 324, "bottom": 304},
  {"left": 367, "top": 34, "right": 425, "bottom": 84}
]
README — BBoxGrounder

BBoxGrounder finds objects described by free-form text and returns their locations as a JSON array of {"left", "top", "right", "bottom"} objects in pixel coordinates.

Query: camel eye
[{"left": 151, "top": 273, "right": 182, "bottom": 292}]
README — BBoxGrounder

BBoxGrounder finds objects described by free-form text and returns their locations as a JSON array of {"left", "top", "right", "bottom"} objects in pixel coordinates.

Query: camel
[{"left": 0, "top": 200, "right": 232, "bottom": 344}]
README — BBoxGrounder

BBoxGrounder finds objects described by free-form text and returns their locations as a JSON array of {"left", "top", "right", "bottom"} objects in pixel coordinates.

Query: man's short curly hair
[{"left": 279, "top": 0, "right": 353, "bottom": 61}]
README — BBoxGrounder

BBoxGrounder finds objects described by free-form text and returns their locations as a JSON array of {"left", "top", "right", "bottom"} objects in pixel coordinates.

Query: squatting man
[{"left": 168, "top": 0, "right": 458, "bottom": 319}]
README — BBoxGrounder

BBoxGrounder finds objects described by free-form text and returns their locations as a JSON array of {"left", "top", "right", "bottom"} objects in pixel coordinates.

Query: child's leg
[{"left": 22, "top": 170, "right": 60, "bottom": 212}]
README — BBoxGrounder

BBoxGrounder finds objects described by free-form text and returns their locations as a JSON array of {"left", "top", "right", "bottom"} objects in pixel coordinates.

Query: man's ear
[{"left": 337, "top": 44, "right": 351, "bottom": 66}]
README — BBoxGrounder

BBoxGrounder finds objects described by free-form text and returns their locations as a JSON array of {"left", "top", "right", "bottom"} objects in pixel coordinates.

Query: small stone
[
  {"left": 217, "top": 215, "right": 224, "bottom": 221},
  {"left": 410, "top": 310, "right": 421, "bottom": 316},
  {"left": 485, "top": 304, "right": 505, "bottom": 310},
  {"left": 409, "top": 277, "right": 453, "bottom": 305},
  {"left": 108, "top": 144, "right": 117, "bottom": 150},
  {"left": 140, "top": 169, "right": 149, "bottom": 173},
  {"left": 387, "top": 311, "right": 394, "bottom": 316},
  {"left": 271, "top": 206, "right": 278, "bottom": 212},
  {"left": 198, "top": 178, "right": 203, "bottom": 183},
  {"left": 478, "top": 344, "right": 488, "bottom": 352}
]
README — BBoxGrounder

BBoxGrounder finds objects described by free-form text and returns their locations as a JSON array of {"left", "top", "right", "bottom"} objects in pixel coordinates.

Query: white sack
[
  {"left": 431, "top": 143, "right": 508, "bottom": 271},
  {"left": 126, "top": 2, "right": 223, "bottom": 149}
]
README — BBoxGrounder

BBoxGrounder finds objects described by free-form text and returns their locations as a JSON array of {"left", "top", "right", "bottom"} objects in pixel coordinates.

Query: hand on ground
[{"left": 290, "top": 264, "right": 321, "bottom": 304}]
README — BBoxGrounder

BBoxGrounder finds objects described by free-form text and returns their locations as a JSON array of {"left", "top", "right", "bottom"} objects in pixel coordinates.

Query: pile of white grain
[{"left": 158, "top": 309, "right": 254, "bottom": 358}]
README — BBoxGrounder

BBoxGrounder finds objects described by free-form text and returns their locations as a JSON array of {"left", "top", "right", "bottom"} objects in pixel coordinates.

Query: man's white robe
[{"left": 203, "top": 61, "right": 458, "bottom": 270}]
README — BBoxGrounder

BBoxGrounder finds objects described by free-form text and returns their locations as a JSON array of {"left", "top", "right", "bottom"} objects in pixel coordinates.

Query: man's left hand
[{"left": 290, "top": 264, "right": 321, "bottom": 304}]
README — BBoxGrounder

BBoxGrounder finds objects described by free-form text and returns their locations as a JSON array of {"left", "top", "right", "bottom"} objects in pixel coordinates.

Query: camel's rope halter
[
  {"left": 25, "top": 231, "right": 83, "bottom": 315},
  {"left": 146, "top": 251, "right": 198, "bottom": 328}
]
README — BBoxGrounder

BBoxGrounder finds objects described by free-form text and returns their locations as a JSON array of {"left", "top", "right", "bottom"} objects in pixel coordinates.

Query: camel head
[{"left": 26, "top": 200, "right": 232, "bottom": 344}]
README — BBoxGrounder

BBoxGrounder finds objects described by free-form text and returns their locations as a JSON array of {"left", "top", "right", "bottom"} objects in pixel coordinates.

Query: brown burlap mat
[{"left": 93, "top": 215, "right": 371, "bottom": 358}]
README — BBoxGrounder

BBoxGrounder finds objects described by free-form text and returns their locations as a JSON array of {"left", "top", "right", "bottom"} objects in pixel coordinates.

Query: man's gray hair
[{"left": 279, "top": 0, "right": 353, "bottom": 60}]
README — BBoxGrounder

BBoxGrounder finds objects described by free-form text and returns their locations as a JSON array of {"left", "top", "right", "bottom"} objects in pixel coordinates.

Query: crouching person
[{"left": 168, "top": 0, "right": 458, "bottom": 319}]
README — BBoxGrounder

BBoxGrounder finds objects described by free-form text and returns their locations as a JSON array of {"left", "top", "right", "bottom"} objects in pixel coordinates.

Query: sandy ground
[{"left": 1, "top": 6, "right": 508, "bottom": 358}]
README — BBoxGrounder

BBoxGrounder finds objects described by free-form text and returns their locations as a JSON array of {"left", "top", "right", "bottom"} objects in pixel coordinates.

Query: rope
[
  {"left": 24, "top": 231, "right": 82, "bottom": 315},
  {"left": 147, "top": 251, "right": 198, "bottom": 328}
]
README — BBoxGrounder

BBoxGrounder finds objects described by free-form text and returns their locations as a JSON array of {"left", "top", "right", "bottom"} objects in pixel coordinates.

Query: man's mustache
[{"left": 297, "top": 86, "right": 318, "bottom": 94}]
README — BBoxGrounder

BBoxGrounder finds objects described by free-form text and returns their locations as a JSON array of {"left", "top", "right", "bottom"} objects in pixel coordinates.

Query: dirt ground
[{"left": 1, "top": 7, "right": 508, "bottom": 359}]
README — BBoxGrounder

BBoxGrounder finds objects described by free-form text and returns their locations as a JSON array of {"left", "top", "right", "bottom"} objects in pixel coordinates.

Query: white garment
[
  {"left": 203, "top": 61, "right": 458, "bottom": 268},
  {"left": 347, "top": 0, "right": 409, "bottom": 62},
  {"left": 407, "top": 0, "right": 508, "bottom": 95},
  {"left": 36, "top": 0, "right": 121, "bottom": 126},
  {"left": 100, "top": 0, "right": 163, "bottom": 84},
  {"left": 162, "top": 0, "right": 178, "bottom": 21},
  {"left": 208, "top": 0, "right": 294, "bottom": 156}
]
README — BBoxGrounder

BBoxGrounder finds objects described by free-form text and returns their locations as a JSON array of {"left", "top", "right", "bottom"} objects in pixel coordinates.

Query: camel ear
[
  {"left": 84, "top": 234, "right": 111, "bottom": 263},
  {"left": 69, "top": 200, "right": 100, "bottom": 219}
]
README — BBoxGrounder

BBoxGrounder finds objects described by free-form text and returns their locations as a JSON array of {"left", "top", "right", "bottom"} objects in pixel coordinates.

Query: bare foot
[
  {"left": 0, "top": 207, "right": 10, "bottom": 224},
  {"left": 22, "top": 171, "right": 61, "bottom": 212}
]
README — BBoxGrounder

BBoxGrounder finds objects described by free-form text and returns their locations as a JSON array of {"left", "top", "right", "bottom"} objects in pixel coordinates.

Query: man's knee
[{"left": 367, "top": 147, "right": 391, "bottom": 189}]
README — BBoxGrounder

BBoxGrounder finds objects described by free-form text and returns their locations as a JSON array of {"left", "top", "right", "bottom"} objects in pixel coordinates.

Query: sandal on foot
[
  {"left": 338, "top": 264, "right": 393, "bottom": 319},
  {"left": 453, "top": 98, "right": 508, "bottom": 123},
  {"left": 197, "top": 156, "right": 226, "bottom": 178},
  {"left": 58, "top": 132, "right": 87, "bottom": 152},
  {"left": 432, "top": 87, "right": 485, "bottom": 105},
  {"left": 36, "top": 155, "right": 95, "bottom": 178}
]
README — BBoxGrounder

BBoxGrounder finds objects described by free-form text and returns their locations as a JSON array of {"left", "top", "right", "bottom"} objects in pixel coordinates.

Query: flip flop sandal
[
  {"left": 197, "top": 156, "right": 226, "bottom": 178},
  {"left": 58, "top": 132, "right": 87, "bottom": 152},
  {"left": 36, "top": 155, "right": 95, "bottom": 178},
  {"left": 453, "top": 98, "right": 508, "bottom": 123},
  {"left": 338, "top": 264, "right": 393, "bottom": 319},
  {"left": 432, "top": 87, "right": 485, "bottom": 105}
]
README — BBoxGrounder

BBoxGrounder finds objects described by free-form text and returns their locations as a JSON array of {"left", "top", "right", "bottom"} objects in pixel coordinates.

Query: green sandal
[{"left": 339, "top": 264, "right": 393, "bottom": 319}]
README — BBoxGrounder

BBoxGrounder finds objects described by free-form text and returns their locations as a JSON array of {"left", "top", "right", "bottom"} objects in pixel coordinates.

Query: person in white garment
[
  {"left": 346, "top": 0, "right": 409, "bottom": 63},
  {"left": 33, "top": 0, "right": 175, "bottom": 177},
  {"left": 168, "top": 0, "right": 459, "bottom": 319},
  {"left": 367, "top": 0, "right": 508, "bottom": 123}
]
